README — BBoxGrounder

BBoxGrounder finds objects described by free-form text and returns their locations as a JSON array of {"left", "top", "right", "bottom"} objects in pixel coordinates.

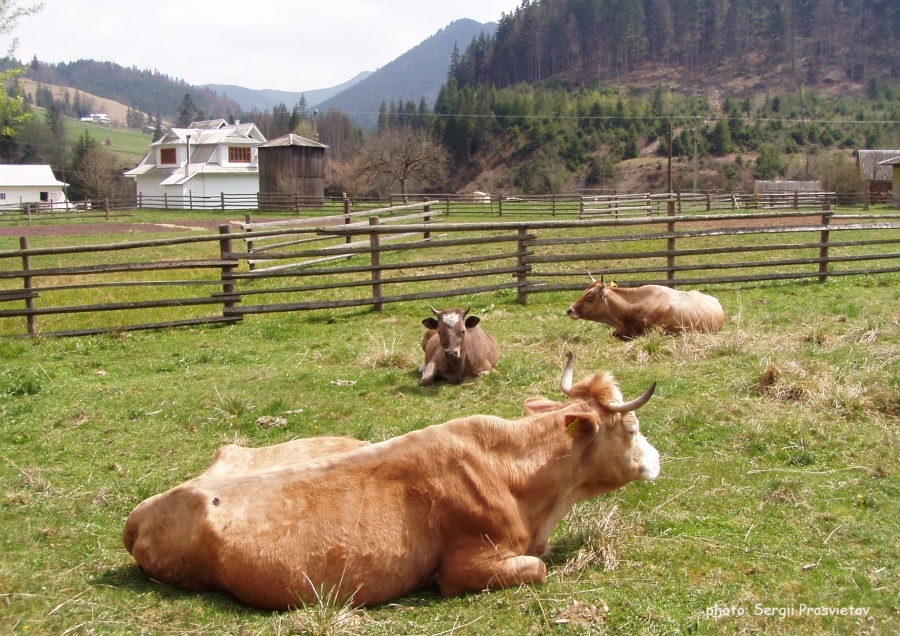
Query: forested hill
[
  {"left": 449, "top": 0, "right": 898, "bottom": 93},
  {"left": 19, "top": 59, "right": 241, "bottom": 121},
  {"left": 317, "top": 19, "right": 496, "bottom": 129}
]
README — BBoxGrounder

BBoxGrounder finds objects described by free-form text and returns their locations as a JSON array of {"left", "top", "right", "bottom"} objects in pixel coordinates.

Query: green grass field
[
  {"left": 1, "top": 269, "right": 897, "bottom": 635},
  {"left": 65, "top": 118, "right": 152, "bottom": 167}
]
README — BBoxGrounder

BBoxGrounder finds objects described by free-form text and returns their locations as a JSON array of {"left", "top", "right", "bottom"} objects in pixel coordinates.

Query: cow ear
[
  {"left": 423, "top": 318, "right": 439, "bottom": 329},
  {"left": 564, "top": 412, "right": 600, "bottom": 436},
  {"left": 464, "top": 315, "right": 481, "bottom": 328}
]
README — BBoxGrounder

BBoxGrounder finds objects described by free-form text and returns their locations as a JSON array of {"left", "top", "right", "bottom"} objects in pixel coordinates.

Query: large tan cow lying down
[
  {"left": 123, "top": 355, "right": 659, "bottom": 610},
  {"left": 567, "top": 276, "right": 724, "bottom": 338}
]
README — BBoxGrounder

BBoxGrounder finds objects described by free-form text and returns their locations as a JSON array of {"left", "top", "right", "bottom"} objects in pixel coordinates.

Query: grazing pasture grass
[{"left": 0, "top": 267, "right": 897, "bottom": 634}]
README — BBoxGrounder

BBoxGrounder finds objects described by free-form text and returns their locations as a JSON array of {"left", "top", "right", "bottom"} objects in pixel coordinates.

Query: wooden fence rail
[
  {"left": 2, "top": 190, "right": 893, "bottom": 222},
  {"left": 1, "top": 204, "right": 898, "bottom": 337}
]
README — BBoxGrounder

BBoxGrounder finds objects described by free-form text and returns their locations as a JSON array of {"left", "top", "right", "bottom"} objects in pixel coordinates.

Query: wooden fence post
[
  {"left": 244, "top": 213, "right": 255, "bottom": 271},
  {"left": 423, "top": 198, "right": 431, "bottom": 240},
  {"left": 516, "top": 227, "right": 530, "bottom": 305},
  {"left": 221, "top": 193, "right": 226, "bottom": 211},
  {"left": 104, "top": 198, "right": 110, "bottom": 219},
  {"left": 667, "top": 200, "right": 677, "bottom": 287},
  {"left": 20, "top": 237, "right": 37, "bottom": 336},
  {"left": 818, "top": 204, "right": 832, "bottom": 283},
  {"left": 369, "top": 216, "right": 383, "bottom": 311},
  {"left": 343, "top": 195, "right": 352, "bottom": 247},
  {"left": 218, "top": 224, "right": 241, "bottom": 321}
]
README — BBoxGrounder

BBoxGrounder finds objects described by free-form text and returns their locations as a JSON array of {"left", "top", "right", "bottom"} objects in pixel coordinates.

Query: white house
[
  {"left": 79, "top": 113, "right": 111, "bottom": 125},
  {"left": 125, "top": 119, "right": 266, "bottom": 208},
  {"left": 0, "top": 164, "right": 68, "bottom": 209}
]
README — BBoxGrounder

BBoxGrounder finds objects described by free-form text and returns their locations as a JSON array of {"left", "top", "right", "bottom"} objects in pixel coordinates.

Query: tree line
[{"left": 449, "top": 0, "right": 898, "bottom": 89}]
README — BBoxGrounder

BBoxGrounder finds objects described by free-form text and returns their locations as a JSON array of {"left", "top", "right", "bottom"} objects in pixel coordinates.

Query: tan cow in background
[
  {"left": 566, "top": 276, "right": 724, "bottom": 338},
  {"left": 123, "top": 355, "right": 659, "bottom": 610}
]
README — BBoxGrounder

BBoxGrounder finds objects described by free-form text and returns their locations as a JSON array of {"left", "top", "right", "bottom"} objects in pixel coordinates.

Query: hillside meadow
[{"left": 0, "top": 266, "right": 897, "bottom": 634}]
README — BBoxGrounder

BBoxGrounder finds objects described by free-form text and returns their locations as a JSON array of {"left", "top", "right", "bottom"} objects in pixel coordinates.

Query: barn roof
[
  {"left": 879, "top": 155, "right": 900, "bottom": 166},
  {"left": 0, "top": 164, "right": 66, "bottom": 187},
  {"left": 858, "top": 150, "right": 900, "bottom": 181},
  {"left": 260, "top": 134, "right": 328, "bottom": 149}
]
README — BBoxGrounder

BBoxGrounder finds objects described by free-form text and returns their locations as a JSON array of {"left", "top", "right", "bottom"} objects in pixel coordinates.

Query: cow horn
[
  {"left": 462, "top": 306, "right": 471, "bottom": 318},
  {"left": 560, "top": 351, "right": 575, "bottom": 396},
  {"left": 431, "top": 306, "right": 439, "bottom": 316},
  {"left": 606, "top": 382, "right": 657, "bottom": 413},
  {"left": 588, "top": 272, "right": 596, "bottom": 282}
]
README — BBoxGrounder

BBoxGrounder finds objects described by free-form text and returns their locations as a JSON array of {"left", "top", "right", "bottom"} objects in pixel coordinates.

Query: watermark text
[{"left": 706, "top": 604, "right": 870, "bottom": 619}]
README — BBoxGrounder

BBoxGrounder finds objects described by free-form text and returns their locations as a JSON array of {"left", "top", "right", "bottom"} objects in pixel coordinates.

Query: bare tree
[
  {"left": 354, "top": 127, "right": 450, "bottom": 201},
  {"left": 75, "top": 144, "right": 117, "bottom": 201}
]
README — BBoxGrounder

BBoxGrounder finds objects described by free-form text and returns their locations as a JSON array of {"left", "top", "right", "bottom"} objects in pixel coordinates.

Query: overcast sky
[{"left": 10, "top": 0, "right": 519, "bottom": 92}]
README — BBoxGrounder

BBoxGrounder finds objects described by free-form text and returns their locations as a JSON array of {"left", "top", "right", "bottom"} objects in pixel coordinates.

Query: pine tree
[{"left": 176, "top": 93, "right": 199, "bottom": 127}]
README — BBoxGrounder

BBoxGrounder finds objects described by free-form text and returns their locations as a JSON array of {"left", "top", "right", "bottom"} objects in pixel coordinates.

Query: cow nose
[
  {"left": 566, "top": 306, "right": 577, "bottom": 318},
  {"left": 445, "top": 348, "right": 460, "bottom": 359},
  {"left": 637, "top": 436, "right": 661, "bottom": 481}
]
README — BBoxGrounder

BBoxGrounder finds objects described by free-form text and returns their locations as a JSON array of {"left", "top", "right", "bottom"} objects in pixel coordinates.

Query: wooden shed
[
  {"left": 878, "top": 155, "right": 900, "bottom": 208},
  {"left": 258, "top": 134, "right": 327, "bottom": 209},
  {"left": 857, "top": 149, "right": 900, "bottom": 198}
]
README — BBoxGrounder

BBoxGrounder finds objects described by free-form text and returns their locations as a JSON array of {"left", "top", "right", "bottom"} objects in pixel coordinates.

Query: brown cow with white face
[
  {"left": 566, "top": 276, "right": 724, "bottom": 339},
  {"left": 122, "top": 355, "right": 659, "bottom": 610},
  {"left": 420, "top": 307, "right": 499, "bottom": 386}
]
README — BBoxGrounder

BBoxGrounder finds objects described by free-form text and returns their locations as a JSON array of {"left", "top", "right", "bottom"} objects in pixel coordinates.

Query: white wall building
[
  {"left": 125, "top": 119, "right": 266, "bottom": 208},
  {"left": 0, "top": 164, "right": 68, "bottom": 209}
]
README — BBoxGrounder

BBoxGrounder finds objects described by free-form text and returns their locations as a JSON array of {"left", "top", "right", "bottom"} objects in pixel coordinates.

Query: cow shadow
[
  {"left": 94, "top": 564, "right": 446, "bottom": 613},
  {"left": 93, "top": 564, "right": 258, "bottom": 612}
]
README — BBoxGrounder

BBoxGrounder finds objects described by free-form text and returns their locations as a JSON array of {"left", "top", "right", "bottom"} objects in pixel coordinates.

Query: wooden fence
[
  {"left": 2, "top": 190, "right": 892, "bottom": 222},
  {"left": 1, "top": 202, "right": 898, "bottom": 338}
]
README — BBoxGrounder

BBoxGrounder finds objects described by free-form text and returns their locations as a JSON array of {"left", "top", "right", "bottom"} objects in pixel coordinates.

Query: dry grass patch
[
  {"left": 550, "top": 503, "right": 634, "bottom": 577},
  {"left": 362, "top": 330, "right": 418, "bottom": 370}
]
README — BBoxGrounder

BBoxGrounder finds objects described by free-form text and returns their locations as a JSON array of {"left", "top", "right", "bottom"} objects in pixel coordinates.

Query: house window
[
  {"left": 160, "top": 148, "right": 177, "bottom": 164},
  {"left": 0, "top": 193, "right": 6, "bottom": 200},
  {"left": 229, "top": 146, "right": 252, "bottom": 163}
]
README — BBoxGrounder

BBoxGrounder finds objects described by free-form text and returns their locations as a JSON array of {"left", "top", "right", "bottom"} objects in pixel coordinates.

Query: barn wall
[
  {"left": 0, "top": 185, "right": 67, "bottom": 204},
  {"left": 258, "top": 146, "right": 325, "bottom": 198}
]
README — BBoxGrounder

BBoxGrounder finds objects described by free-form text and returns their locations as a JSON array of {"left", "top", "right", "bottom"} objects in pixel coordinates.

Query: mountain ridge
[
  {"left": 317, "top": 19, "right": 496, "bottom": 128},
  {"left": 204, "top": 72, "right": 372, "bottom": 114}
]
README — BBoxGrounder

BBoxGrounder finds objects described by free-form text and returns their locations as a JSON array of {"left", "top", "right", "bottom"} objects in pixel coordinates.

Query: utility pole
[
  {"left": 693, "top": 119, "right": 699, "bottom": 193},
  {"left": 667, "top": 119, "right": 673, "bottom": 194}
]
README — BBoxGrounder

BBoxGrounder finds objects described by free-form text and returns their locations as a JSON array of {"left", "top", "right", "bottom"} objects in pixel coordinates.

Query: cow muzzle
[
  {"left": 445, "top": 348, "right": 460, "bottom": 359},
  {"left": 566, "top": 306, "right": 578, "bottom": 319},
  {"left": 637, "top": 435, "right": 661, "bottom": 481}
]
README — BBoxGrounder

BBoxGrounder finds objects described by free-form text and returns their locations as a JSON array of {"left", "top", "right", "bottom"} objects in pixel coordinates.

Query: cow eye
[{"left": 586, "top": 293, "right": 595, "bottom": 301}]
